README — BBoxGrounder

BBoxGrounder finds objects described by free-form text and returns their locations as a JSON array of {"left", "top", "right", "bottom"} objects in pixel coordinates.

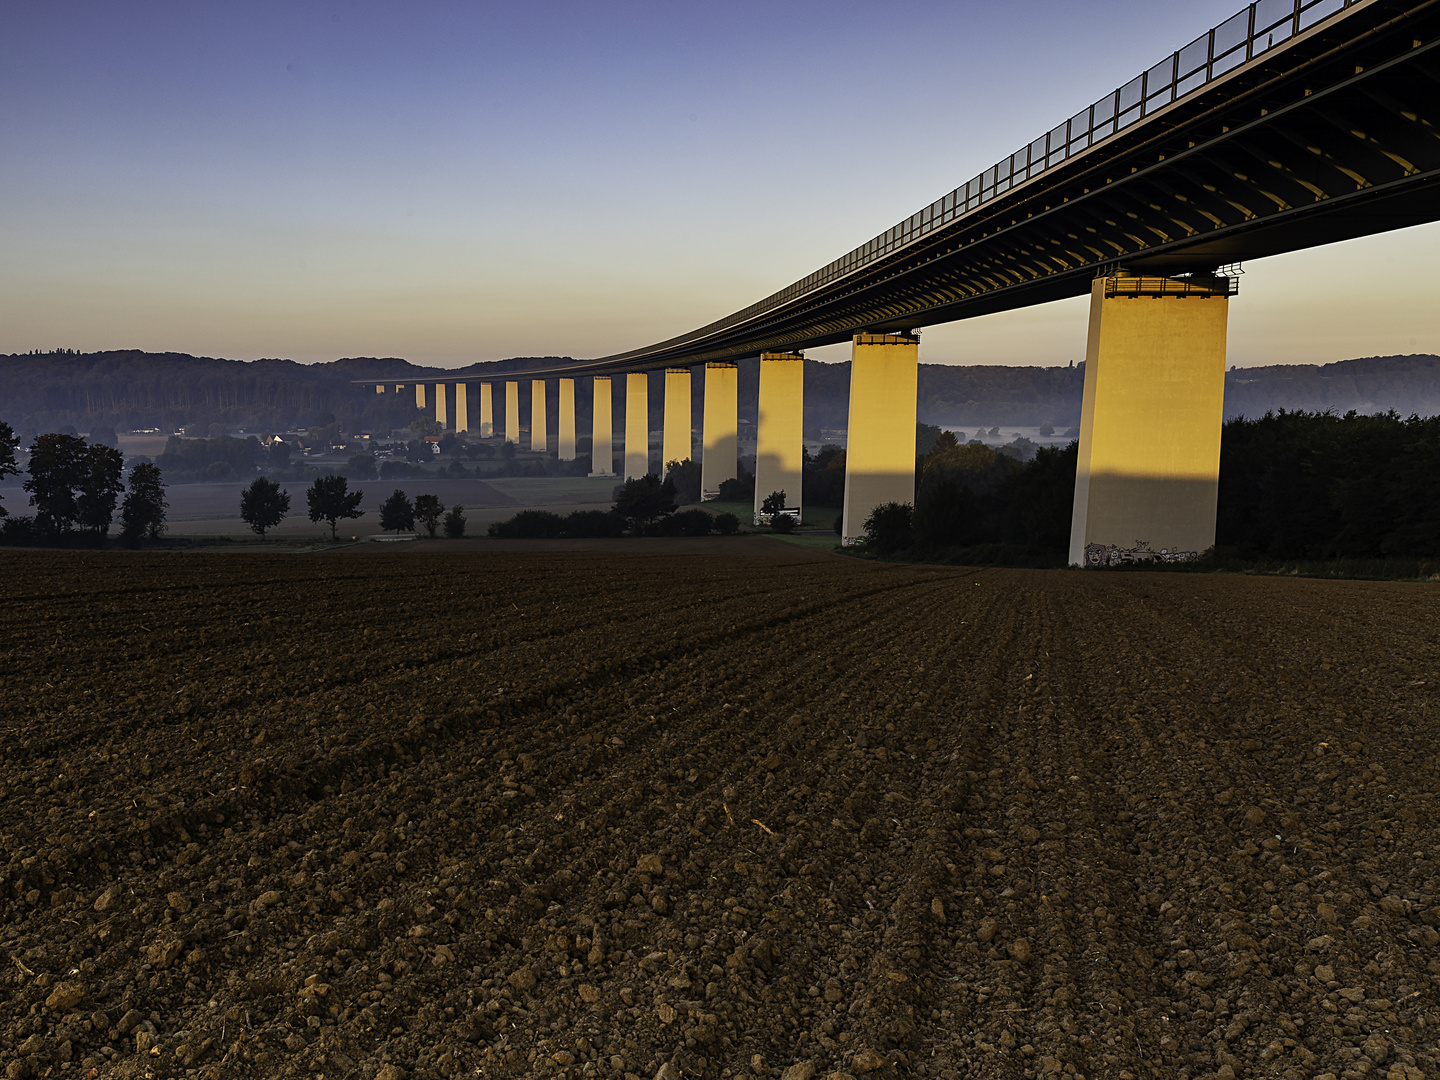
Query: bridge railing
[{"left": 631, "top": 0, "right": 1358, "bottom": 361}]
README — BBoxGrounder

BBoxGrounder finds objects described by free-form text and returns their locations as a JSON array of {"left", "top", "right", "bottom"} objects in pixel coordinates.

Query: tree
[
  {"left": 24, "top": 433, "right": 88, "bottom": 535},
  {"left": 120, "top": 462, "right": 168, "bottom": 542},
  {"left": 613, "top": 473, "right": 675, "bottom": 532},
  {"left": 77, "top": 443, "right": 125, "bottom": 536},
  {"left": 916, "top": 421, "right": 944, "bottom": 457},
  {"left": 664, "top": 458, "right": 702, "bottom": 505},
  {"left": 414, "top": 493, "right": 444, "bottom": 537},
  {"left": 0, "top": 420, "right": 19, "bottom": 518},
  {"left": 761, "top": 490, "right": 788, "bottom": 518},
  {"left": 347, "top": 452, "right": 377, "bottom": 481},
  {"left": 443, "top": 504, "right": 466, "bottom": 538},
  {"left": 241, "top": 476, "right": 291, "bottom": 538},
  {"left": 306, "top": 474, "right": 364, "bottom": 539},
  {"left": 267, "top": 440, "right": 292, "bottom": 470},
  {"left": 379, "top": 489, "right": 414, "bottom": 533}
]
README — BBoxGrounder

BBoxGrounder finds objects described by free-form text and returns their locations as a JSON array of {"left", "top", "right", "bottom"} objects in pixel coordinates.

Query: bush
[
  {"left": 442, "top": 504, "right": 466, "bottom": 538},
  {"left": 347, "top": 453, "right": 378, "bottom": 481},
  {"left": 771, "top": 513, "right": 795, "bottom": 534},
  {"left": 379, "top": 459, "right": 421, "bottom": 480},
  {"left": 760, "top": 490, "right": 787, "bottom": 517},
  {"left": 717, "top": 470, "right": 754, "bottom": 502},
  {"left": 863, "top": 501, "right": 914, "bottom": 553},
  {"left": 562, "top": 510, "right": 626, "bottom": 538},
  {"left": 0, "top": 515, "right": 38, "bottom": 546},
  {"left": 714, "top": 512, "right": 740, "bottom": 536},
  {"left": 649, "top": 508, "right": 713, "bottom": 537},
  {"left": 488, "top": 509, "right": 564, "bottom": 539}
]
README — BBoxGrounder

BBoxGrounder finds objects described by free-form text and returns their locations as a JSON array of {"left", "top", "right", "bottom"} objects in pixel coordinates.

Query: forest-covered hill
[{"left": 2, "top": 349, "right": 1437, "bottom": 437}]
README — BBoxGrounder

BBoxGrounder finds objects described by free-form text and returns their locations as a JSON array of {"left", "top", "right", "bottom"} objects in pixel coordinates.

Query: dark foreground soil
[{"left": 1, "top": 551, "right": 1438, "bottom": 1080}]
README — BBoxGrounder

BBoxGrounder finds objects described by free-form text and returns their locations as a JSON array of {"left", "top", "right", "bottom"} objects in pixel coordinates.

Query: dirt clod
[{"left": 43, "top": 983, "right": 85, "bottom": 1011}]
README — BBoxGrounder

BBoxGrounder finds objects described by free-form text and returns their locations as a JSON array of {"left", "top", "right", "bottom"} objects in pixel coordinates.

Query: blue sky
[{"left": 3, "top": 0, "right": 1436, "bottom": 368}]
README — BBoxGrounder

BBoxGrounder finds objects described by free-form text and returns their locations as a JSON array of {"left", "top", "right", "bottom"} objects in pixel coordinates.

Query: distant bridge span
[{"left": 360, "top": 0, "right": 1440, "bottom": 561}]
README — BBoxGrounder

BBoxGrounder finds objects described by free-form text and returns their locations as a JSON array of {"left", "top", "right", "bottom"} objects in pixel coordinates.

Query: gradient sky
[{"left": 3, "top": 1, "right": 1437, "bottom": 369}]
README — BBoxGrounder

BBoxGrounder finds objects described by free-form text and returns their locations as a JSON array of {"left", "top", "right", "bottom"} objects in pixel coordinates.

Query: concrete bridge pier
[
  {"left": 415, "top": 383, "right": 427, "bottom": 411},
  {"left": 842, "top": 333, "right": 919, "bottom": 544},
  {"left": 701, "top": 362, "right": 738, "bottom": 500},
  {"left": 436, "top": 383, "right": 449, "bottom": 429},
  {"left": 663, "top": 368, "right": 691, "bottom": 471},
  {"left": 590, "top": 376, "right": 614, "bottom": 476},
  {"left": 531, "top": 379, "right": 548, "bottom": 452},
  {"left": 479, "top": 383, "right": 494, "bottom": 438},
  {"left": 505, "top": 381, "right": 520, "bottom": 446},
  {"left": 558, "top": 378, "right": 577, "bottom": 461},
  {"left": 455, "top": 383, "right": 469, "bottom": 433},
  {"left": 1069, "top": 274, "right": 1230, "bottom": 567},
  {"left": 624, "top": 373, "right": 649, "bottom": 480},
  {"left": 753, "top": 352, "right": 804, "bottom": 525}
]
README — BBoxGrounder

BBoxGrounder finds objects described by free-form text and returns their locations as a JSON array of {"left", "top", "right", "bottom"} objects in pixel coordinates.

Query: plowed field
[{"left": 2, "top": 550, "right": 1438, "bottom": 1080}]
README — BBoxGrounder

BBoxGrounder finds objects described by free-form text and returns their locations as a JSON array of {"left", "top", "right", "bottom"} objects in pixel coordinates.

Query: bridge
[{"left": 361, "top": 0, "right": 1440, "bottom": 561}]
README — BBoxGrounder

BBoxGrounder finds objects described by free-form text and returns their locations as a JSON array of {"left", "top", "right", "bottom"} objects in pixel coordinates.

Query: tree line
[
  {"left": 0, "top": 421, "right": 469, "bottom": 545},
  {"left": 860, "top": 409, "right": 1440, "bottom": 565},
  {"left": 9, "top": 348, "right": 1437, "bottom": 447},
  {"left": 1, "top": 423, "right": 168, "bottom": 544}
]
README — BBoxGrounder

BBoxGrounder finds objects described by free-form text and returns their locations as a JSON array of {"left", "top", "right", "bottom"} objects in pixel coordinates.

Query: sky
[{"left": 3, "top": 0, "right": 1437, "bottom": 369}]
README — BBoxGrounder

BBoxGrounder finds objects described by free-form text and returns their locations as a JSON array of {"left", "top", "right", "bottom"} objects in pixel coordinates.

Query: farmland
[{"left": 1, "top": 550, "right": 1438, "bottom": 1080}]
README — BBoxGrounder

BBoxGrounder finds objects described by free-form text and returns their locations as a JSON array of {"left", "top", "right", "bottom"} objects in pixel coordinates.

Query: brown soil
[{"left": 1, "top": 551, "right": 1437, "bottom": 1080}]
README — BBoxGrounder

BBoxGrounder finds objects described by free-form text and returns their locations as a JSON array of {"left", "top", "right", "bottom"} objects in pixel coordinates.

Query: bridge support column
[
  {"left": 701, "top": 363, "right": 738, "bottom": 500},
  {"left": 590, "top": 376, "right": 614, "bottom": 476},
  {"left": 663, "top": 368, "right": 691, "bottom": 471},
  {"left": 754, "top": 352, "right": 804, "bottom": 525},
  {"left": 415, "top": 383, "right": 426, "bottom": 410},
  {"left": 505, "top": 381, "right": 520, "bottom": 445},
  {"left": 375, "top": 384, "right": 384, "bottom": 394},
  {"left": 624, "top": 373, "right": 649, "bottom": 480},
  {"left": 455, "top": 383, "right": 469, "bottom": 433},
  {"left": 436, "top": 383, "right": 449, "bottom": 429},
  {"left": 841, "top": 333, "right": 918, "bottom": 544},
  {"left": 558, "top": 378, "right": 577, "bottom": 461},
  {"left": 531, "top": 380, "right": 548, "bottom": 452},
  {"left": 1069, "top": 275, "right": 1229, "bottom": 567},
  {"left": 479, "top": 383, "right": 493, "bottom": 438}
]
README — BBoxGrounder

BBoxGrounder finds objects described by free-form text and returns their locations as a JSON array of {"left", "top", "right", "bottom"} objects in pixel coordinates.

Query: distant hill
[{"left": 1, "top": 349, "right": 1436, "bottom": 437}]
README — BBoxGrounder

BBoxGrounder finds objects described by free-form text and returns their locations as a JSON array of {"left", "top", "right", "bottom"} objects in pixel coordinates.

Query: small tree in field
[
  {"left": 379, "top": 489, "right": 414, "bottom": 533},
  {"left": 443, "top": 504, "right": 466, "bottom": 537},
  {"left": 77, "top": 443, "right": 125, "bottom": 536},
  {"left": 24, "top": 432, "right": 88, "bottom": 534},
  {"left": 761, "top": 490, "right": 787, "bottom": 518},
  {"left": 241, "top": 476, "right": 290, "bottom": 538},
  {"left": 613, "top": 473, "right": 675, "bottom": 533},
  {"left": 414, "top": 493, "right": 444, "bottom": 537},
  {"left": 306, "top": 474, "right": 364, "bottom": 540},
  {"left": 120, "top": 462, "right": 168, "bottom": 541}
]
